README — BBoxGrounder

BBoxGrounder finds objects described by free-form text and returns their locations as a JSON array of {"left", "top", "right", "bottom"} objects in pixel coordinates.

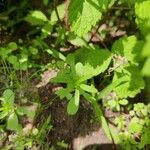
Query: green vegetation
[{"left": 0, "top": 0, "right": 150, "bottom": 149}]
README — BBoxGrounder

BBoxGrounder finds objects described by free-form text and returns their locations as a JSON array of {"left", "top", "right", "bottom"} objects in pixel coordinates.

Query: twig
[
  {"left": 89, "top": 22, "right": 102, "bottom": 43},
  {"left": 54, "top": 0, "right": 63, "bottom": 28},
  {"left": 89, "top": 23, "right": 107, "bottom": 48}
]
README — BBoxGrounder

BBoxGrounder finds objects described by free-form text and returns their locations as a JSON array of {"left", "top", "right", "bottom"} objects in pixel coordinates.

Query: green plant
[
  {"left": 0, "top": 89, "right": 19, "bottom": 131},
  {"left": 1, "top": 0, "right": 150, "bottom": 149},
  {"left": 118, "top": 103, "right": 150, "bottom": 150}
]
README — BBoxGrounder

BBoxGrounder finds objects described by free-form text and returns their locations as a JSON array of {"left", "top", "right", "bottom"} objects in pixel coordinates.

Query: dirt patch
[{"left": 36, "top": 84, "right": 119, "bottom": 150}]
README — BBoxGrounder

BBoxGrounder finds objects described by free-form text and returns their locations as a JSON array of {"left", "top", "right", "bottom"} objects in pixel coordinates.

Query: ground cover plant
[{"left": 0, "top": 0, "right": 150, "bottom": 149}]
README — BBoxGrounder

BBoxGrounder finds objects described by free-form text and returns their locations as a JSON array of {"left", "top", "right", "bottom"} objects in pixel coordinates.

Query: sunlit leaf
[
  {"left": 67, "top": 97, "right": 79, "bottom": 115},
  {"left": 3, "top": 89, "right": 15, "bottom": 105},
  {"left": 25, "top": 10, "right": 48, "bottom": 25},
  {"left": 7, "top": 113, "right": 19, "bottom": 131}
]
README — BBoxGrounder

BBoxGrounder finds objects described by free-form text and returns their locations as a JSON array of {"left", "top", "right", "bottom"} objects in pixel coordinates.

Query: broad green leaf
[
  {"left": 7, "top": 55, "right": 18, "bottom": 65},
  {"left": 52, "top": 69, "right": 73, "bottom": 84},
  {"left": 7, "top": 42, "right": 18, "bottom": 51},
  {"left": 135, "top": 1, "right": 150, "bottom": 21},
  {"left": 3, "top": 89, "right": 15, "bottom": 105},
  {"left": 54, "top": 46, "right": 112, "bottom": 86},
  {"left": 80, "top": 84, "right": 98, "bottom": 94},
  {"left": 141, "top": 42, "right": 150, "bottom": 57},
  {"left": 7, "top": 113, "right": 19, "bottom": 131},
  {"left": 68, "top": 0, "right": 114, "bottom": 36},
  {"left": 135, "top": 1, "right": 150, "bottom": 35},
  {"left": 25, "top": 10, "right": 48, "bottom": 26},
  {"left": 142, "top": 57, "right": 150, "bottom": 76},
  {"left": 67, "top": 46, "right": 112, "bottom": 83},
  {"left": 50, "top": 3, "right": 65, "bottom": 24},
  {"left": 112, "top": 36, "right": 143, "bottom": 64},
  {"left": 141, "top": 34, "right": 150, "bottom": 57},
  {"left": 67, "top": 97, "right": 79, "bottom": 115},
  {"left": 113, "top": 65, "right": 145, "bottom": 98},
  {"left": 74, "top": 89, "right": 80, "bottom": 106},
  {"left": 68, "top": 33, "right": 88, "bottom": 46}
]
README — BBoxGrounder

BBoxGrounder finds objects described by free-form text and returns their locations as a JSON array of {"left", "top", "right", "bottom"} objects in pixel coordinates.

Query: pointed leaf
[
  {"left": 25, "top": 10, "right": 48, "bottom": 26},
  {"left": 80, "top": 84, "right": 98, "bottom": 94},
  {"left": 68, "top": 0, "right": 114, "bottom": 36},
  {"left": 3, "top": 89, "right": 15, "bottom": 105},
  {"left": 7, "top": 113, "right": 19, "bottom": 131},
  {"left": 74, "top": 89, "right": 80, "bottom": 106}
]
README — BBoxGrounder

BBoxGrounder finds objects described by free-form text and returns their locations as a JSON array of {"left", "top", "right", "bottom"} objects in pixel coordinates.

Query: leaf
[
  {"left": 3, "top": 89, "right": 15, "bottom": 105},
  {"left": 67, "top": 97, "right": 79, "bottom": 115},
  {"left": 68, "top": 33, "right": 88, "bottom": 46},
  {"left": 50, "top": 3, "right": 65, "bottom": 24},
  {"left": 66, "top": 46, "right": 112, "bottom": 83},
  {"left": 75, "top": 62, "right": 84, "bottom": 77},
  {"left": 80, "top": 84, "right": 98, "bottom": 94},
  {"left": 7, "top": 113, "right": 19, "bottom": 131},
  {"left": 68, "top": 0, "right": 113, "bottom": 36},
  {"left": 56, "top": 87, "right": 73, "bottom": 99},
  {"left": 135, "top": 1, "right": 150, "bottom": 21},
  {"left": 7, "top": 42, "right": 18, "bottom": 51},
  {"left": 98, "top": 76, "right": 128, "bottom": 99},
  {"left": 141, "top": 34, "right": 150, "bottom": 57},
  {"left": 29, "top": 46, "right": 38, "bottom": 55},
  {"left": 138, "top": 131, "right": 150, "bottom": 149},
  {"left": 46, "top": 48, "right": 66, "bottom": 61},
  {"left": 41, "top": 22, "right": 52, "bottom": 38},
  {"left": 112, "top": 36, "right": 143, "bottom": 64},
  {"left": 0, "top": 112, "right": 8, "bottom": 119},
  {"left": 92, "top": 101, "right": 113, "bottom": 141},
  {"left": 52, "top": 69, "right": 73, "bottom": 84},
  {"left": 129, "top": 118, "right": 143, "bottom": 133},
  {"left": 113, "top": 65, "right": 145, "bottom": 98},
  {"left": 74, "top": 89, "right": 80, "bottom": 106},
  {"left": 7, "top": 55, "right": 18, "bottom": 65},
  {"left": 25, "top": 10, "right": 48, "bottom": 26},
  {"left": 43, "top": 0, "right": 49, "bottom": 6},
  {"left": 135, "top": 1, "right": 150, "bottom": 35},
  {"left": 142, "top": 57, "right": 150, "bottom": 76}
]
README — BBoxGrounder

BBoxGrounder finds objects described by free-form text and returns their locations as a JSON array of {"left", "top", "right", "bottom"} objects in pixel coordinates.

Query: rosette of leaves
[{"left": 52, "top": 45, "right": 112, "bottom": 115}]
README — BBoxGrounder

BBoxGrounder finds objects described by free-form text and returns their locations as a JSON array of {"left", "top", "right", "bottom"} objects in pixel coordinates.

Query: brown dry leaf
[{"left": 36, "top": 69, "right": 58, "bottom": 88}]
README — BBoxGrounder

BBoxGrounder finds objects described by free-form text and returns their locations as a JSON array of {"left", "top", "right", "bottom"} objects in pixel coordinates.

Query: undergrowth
[{"left": 0, "top": 0, "right": 150, "bottom": 149}]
